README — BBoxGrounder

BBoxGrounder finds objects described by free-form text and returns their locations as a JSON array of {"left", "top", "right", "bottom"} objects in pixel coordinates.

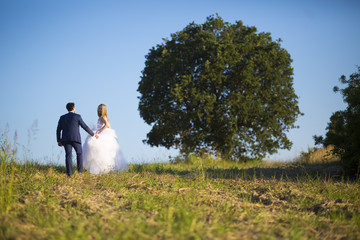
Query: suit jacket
[{"left": 56, "top": 112, "right": 94, "bottom": 143}]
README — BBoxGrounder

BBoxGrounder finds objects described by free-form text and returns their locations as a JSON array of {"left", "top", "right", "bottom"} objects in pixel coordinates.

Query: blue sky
[{"left": 0, "top": 0, "right": 359, "bottom": 164}]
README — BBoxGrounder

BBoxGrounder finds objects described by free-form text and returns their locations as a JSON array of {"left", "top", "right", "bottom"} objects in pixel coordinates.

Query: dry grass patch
[{"left": 297, "top": 145, "right": 339, "bottom": 164}]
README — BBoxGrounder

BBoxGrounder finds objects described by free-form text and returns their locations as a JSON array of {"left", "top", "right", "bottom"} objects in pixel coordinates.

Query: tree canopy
[
  {"left": 138, "top": 15, "right": 302, "bottom": 160},
  {"left": 314, "top": 66, "right": 360, "bottom": 176}
]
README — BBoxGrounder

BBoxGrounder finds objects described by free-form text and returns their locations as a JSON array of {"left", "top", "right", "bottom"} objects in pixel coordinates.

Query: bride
[{"left": 83, "top": 104, "right": 128, "bottom": 174}]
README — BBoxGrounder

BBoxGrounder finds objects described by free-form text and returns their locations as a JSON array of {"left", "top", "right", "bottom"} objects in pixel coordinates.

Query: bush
[{"left": 314, "top": 66, "right": 360, "bottom": 176}]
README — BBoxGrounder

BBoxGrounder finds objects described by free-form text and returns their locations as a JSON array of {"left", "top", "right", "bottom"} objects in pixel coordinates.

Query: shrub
[{"left": 314, "top": 66, "right": 360, "bottom": 176}]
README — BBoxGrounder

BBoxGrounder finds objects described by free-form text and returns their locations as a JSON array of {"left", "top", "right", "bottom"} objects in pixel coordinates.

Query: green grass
[{"left": 1, "top": 151, "right": 360, "bottom": 239}]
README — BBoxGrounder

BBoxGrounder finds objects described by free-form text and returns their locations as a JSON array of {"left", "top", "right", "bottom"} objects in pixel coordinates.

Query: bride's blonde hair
[{"left": 97, "top": 104, "right": 109, "bottom": 122}]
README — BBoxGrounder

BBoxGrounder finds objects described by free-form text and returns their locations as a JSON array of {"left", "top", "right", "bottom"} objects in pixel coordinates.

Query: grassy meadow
[{"left": 1, "top": 148, "right": 360, "bottom": 239}]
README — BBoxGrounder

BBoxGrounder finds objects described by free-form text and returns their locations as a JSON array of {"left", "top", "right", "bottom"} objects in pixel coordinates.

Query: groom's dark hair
[{"left": 66, "top": 102, "right": 75, "bottom": 112}]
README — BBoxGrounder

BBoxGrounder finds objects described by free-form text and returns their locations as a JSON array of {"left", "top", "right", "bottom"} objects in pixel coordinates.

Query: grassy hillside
[{"left": 1, "top": 154, "right": 360, "bottom": 239}]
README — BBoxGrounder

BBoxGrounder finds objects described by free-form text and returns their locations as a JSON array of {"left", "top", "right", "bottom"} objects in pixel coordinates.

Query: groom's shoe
[{"left": 77, "top": 165, "right": 84, "bottom": 173}]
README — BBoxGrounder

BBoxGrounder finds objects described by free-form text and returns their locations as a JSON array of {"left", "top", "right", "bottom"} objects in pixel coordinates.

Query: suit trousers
[{"left": 63, "top": 142, "right": 83, "bottom": 175}]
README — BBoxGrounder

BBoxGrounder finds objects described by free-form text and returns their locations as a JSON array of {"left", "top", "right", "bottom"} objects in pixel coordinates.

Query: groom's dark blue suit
[{"left": 57, "top": 112, "right": 94, "bottom": 175}]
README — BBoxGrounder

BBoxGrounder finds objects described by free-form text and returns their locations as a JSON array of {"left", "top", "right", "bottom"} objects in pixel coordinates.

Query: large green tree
[
  {"left": 314, "top": 66, "right": 360, "bottom": 176},
  {"left": 138, "top": 15, "right": 302, "bottom": 160}
]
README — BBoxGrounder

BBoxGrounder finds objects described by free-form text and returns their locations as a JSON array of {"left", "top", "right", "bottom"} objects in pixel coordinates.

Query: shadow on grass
[
  {"left": 13, "top": 159, "right": 350, "bottom": 182},
  {"left": 129, "top": 163, "right": 192, "bottom": 176},
  {"left": 129, "top": 161, "right": 350, "bottom": 182},
  {"left": 204, "top": 161, "right": 346, "bottom": 181}
]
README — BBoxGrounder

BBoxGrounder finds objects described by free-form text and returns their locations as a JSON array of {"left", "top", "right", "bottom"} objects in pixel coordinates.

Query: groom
[{"left": 57, "top": 102, "right": 98, "bottom": 176}]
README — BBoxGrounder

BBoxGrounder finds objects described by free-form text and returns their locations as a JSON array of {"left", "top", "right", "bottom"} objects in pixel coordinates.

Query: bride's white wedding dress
[{"left": 83, "top": 120, "right": 128, "bottom": 174}]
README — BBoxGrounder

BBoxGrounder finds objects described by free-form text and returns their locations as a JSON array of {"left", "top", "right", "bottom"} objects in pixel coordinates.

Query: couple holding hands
[{"left": 56, "top": 102, "right": 128, "bottom": 176}]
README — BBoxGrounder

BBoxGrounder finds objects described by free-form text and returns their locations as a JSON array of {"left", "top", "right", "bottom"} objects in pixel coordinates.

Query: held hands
[
  {"left": 58, "top": 142, "right": 62, "bottom": 147},
  {"left": 94, "top": 130, "right": 100, "bottom": 139}
]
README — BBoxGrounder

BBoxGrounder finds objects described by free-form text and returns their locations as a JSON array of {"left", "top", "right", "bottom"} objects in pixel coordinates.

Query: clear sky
[{"left": 1, "top": 0, "right": 359, "bottom": 165}]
